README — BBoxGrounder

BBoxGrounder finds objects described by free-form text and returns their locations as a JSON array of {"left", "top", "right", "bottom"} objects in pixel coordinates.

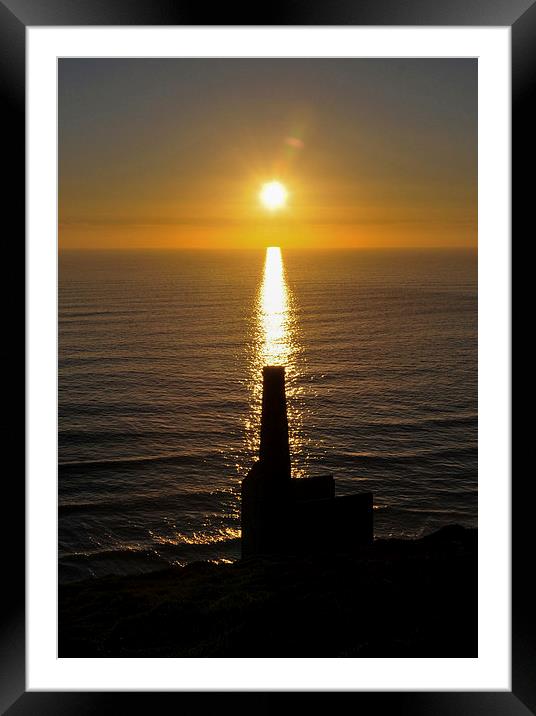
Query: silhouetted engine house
[{"left": 241, "top": 366, "right": 373, "bottom": 558}]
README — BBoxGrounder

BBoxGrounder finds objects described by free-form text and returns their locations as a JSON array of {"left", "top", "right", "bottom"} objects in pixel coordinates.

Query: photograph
[
  {"left": 0, "top": 0, "right": 523, "bottom": 703},
  {"left": 56, "top": 57, "right": 478, "bottom": 658}
]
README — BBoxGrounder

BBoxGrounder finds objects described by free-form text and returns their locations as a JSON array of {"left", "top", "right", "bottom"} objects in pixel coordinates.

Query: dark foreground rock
[{"left": 59, "top": 524, "right": 477, "bottom": 657}]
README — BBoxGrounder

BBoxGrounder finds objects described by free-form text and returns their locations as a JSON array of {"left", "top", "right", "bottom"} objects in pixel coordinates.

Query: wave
[
  {"left": 58, "top": 537, "right": 241, "bottom": 583},
  {"left": 61, "top": 309, "right": 142, "bottom": 318},
  {"left": 61, "top": 546, "right": 163, "bottom": 563},
  {"left": 338, "top": 444, "right": 477, "bottom": 465},
  {"left": 368, "top": 414, "right": 476, "bottom": 430},
  {"left": 60, "top": 535, "right": 241, "bottom": 564},
  {"left": 59, "top": 450, "right": 222, "bottom": 472},
  {"left": 59, "top": 489, "right": 238, "bottom": 515}
]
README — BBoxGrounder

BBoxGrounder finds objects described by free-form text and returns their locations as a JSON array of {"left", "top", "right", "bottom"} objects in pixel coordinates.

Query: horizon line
[{"left": 58, "top": 245, "right": 478, "bottom": 252}]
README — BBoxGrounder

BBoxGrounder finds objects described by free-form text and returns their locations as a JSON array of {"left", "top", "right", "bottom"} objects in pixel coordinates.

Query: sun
[{"left": 259, "top": 181, "right": 288, "bottom": 211}]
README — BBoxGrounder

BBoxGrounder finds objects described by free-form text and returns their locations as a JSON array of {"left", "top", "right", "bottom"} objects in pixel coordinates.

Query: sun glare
[
  {"left": 259, "top": 246, "right": 291, "bottom": 367},
  {"left": 259, "top": 181, "right": 288, "bottom": 211}
]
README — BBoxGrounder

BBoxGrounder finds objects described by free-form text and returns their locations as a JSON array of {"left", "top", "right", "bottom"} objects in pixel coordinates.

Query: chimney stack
[
  {"left": 259, "top": 366, "right": 291, "bottom": 480},
  {"left": 241, "top": 365, "right": 373, "bottom": 559}
]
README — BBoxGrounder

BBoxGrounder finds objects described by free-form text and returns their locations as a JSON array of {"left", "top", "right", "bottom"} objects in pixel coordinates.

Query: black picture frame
[{"left": 2, "top": 1, "right": 523, "bottom": 712}]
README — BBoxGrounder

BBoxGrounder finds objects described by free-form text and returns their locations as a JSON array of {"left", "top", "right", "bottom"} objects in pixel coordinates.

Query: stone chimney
[
  {"left": 240, "top": 366, "right": 292, "bottom": 558},
  {"left": 259, "top": 366, "right": 291, "bottom": 480},
  {"left": 241, "top": 365, "right": 374, "bottom": 559}
]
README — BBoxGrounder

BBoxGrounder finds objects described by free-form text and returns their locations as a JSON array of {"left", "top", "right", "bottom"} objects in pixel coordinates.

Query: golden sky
[{"left": 59, "top": 59, "right": 477, "bottom": 250}]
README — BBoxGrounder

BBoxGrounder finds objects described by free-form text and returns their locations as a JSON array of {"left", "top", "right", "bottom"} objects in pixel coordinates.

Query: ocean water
[{"left": 59, "top": 249, "right": 477, "bottom": 582}]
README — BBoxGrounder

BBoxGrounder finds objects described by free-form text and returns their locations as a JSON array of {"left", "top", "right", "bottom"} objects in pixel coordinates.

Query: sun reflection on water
[
  {"left": 259, "top": 247, "right": 292, "bottom": 366},
  {"left": 244, "top": 246, "right": 307, "bottom": 477}
]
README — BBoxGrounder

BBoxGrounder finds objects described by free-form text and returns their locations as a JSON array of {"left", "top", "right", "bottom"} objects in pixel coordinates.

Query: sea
[{"left": 59, "top": 248, "right": 477, "bottom": 583}]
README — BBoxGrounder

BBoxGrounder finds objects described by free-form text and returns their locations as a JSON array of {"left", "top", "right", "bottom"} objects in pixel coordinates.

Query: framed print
[{"left": 1, "top": 0, "right": 525, "bottom": 712}]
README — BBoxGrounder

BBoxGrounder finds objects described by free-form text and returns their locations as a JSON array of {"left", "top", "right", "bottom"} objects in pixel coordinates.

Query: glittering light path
[{"left": 244, "top": 247, "right": 308, "bottom": 478}]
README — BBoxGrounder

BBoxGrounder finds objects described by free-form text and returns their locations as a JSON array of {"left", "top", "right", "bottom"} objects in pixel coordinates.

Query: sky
[{"left": 59, "top": 58, "right": 477, "bottom": 250}]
